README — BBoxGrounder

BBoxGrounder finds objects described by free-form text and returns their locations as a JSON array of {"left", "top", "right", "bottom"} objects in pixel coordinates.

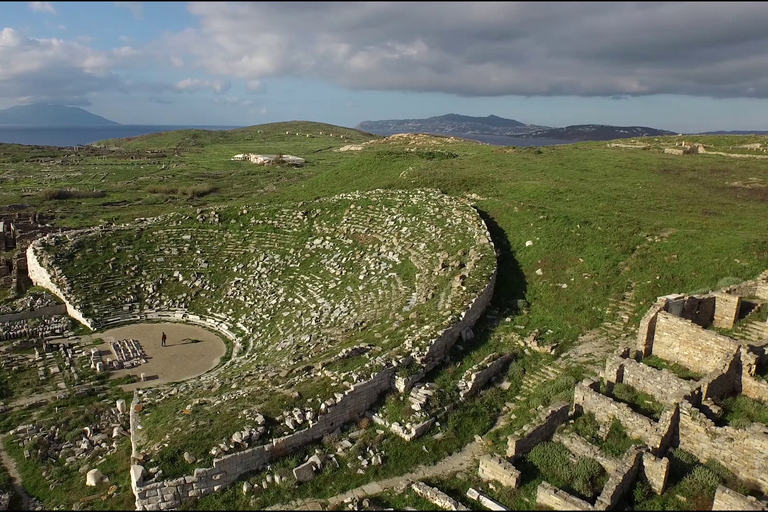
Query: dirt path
[{"left": 0, "top": 435, "right": 32, "bottom": 511}]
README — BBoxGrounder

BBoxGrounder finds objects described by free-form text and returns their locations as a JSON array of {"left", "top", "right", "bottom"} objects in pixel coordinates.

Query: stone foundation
[
  {"left": 477, "top": 454, "right": 521, "bottom": 488},
  {"left": 712, "top": 485, "right": 768, "bottom": 511},
  {"left": 506, "top": 402, "right": 570, "bottom": 460},
  {"left": 411, "top": 481, "right": 469, "bottom": 511}
]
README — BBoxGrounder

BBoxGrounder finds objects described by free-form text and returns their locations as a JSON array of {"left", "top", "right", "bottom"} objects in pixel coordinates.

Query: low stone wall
[
  {"left": 457, "top": 352, "right": 512, "bottom": 400},
  {"left": 651, "top": 312, "right": 739, "bottom": 375},
  {"left": 26, "top": 242, "right": 94, "bottom": 329},
  {"left": 593, "top": 447, "right": 642, "bottom": 510},
  {"left": 411, "top": 481, "right": 469, "bottom": 511},
  {"left": 0, "top": 303, "right": 66, "bottom": 324},
  {"left": 506, "top": 402, "right": 570, "bottom": 460},
  {"left": 604, "top": 353, "right": 700, "bottom": 406},
  {"left": 641, "top": 452, "right": 669, "bottom": 494},
  {"left": 712, "top": 485, "right": 768, "bottom": 511},
  {"left": 131, "top": 365, "right": 397, "bottom": 510},
  {"left": 678, "top": 402, "right": 768, "bottom": 494},
  {"left": 572, "top": 380, "right": 678, "bottom": 455},
  {"left": 535, "top": 481, "right": 593, "bottom": 511},
  {"left": 477, "top": 454, "right": 521, "bottom": 488}
]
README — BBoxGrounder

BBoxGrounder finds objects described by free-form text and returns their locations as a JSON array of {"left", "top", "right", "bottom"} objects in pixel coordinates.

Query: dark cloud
[{"left": 166, "top": 1, "right": 768, "bottom": 98}]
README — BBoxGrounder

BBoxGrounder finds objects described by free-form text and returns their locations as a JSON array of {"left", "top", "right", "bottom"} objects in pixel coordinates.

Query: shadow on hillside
[{"left": 476, "top": 208, "right": 528, "bottom": 315}]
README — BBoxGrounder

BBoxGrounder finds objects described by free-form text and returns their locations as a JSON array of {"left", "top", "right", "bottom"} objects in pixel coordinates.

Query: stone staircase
[
  {"left": 733, "top": 319, "right": 768, "bottom": 344},
  {"left": 599, "top": 284, "right": 637, "bottom": 341},
  {"left": 511, "top": 359, "right": 566, "bottom": 403}
]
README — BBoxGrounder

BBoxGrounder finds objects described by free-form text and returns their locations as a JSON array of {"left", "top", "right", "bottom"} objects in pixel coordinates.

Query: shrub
[{"left": 40, "top": 188, "right": 105, "bottom": 200}]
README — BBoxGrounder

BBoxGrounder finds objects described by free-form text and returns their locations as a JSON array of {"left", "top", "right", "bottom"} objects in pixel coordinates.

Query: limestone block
[
  {"left": 466, "top": 487, "right": 509, "bottom": 511},
  {"left": 86, "top": 468, "right": 105, "bottom": 486},
  {"left": 292, "top": 460, "right": 316, "bottom": 483}
]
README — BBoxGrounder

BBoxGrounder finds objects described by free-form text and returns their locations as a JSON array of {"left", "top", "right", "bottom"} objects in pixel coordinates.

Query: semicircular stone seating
[{"left": 28, "top": 188, "right": 497, "bottom": 463}]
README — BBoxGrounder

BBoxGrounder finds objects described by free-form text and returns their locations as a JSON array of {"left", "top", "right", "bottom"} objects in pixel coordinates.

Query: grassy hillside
[{"left": 3, "top": 125, "right": 768, "bottom": 347}]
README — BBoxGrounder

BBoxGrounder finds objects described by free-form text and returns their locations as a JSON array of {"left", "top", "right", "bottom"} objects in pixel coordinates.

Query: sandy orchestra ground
[{"left": 94, "top": 322, "right": 227, "bottom": 392}]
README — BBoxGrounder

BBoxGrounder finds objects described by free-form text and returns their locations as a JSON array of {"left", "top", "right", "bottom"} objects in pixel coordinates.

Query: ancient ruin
[{"left": 21, "top": 188, "right": 497, "bottom": 509}]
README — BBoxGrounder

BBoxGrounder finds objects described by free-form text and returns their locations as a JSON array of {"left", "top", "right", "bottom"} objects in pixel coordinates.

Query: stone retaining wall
[
  {"left": 26, "top": 242, "right": 94, "bottom": 329},
  {"left": 712, "top": 485, "right": 768, "bottom": 511},
  {"left": 457, "top": 352, "right": 512, "bottom": 400},
  {"left": 506, "top": 402, "right": 570, "bottom": 459},
  {"left": 422, "top": 268, "right": 497, "bottom": 374},
  {"left": 0, "top": 303, "right": 67, "bottom": 324},
  {"left": 678, "top": 403, "right": 768, "bottom": 494}
]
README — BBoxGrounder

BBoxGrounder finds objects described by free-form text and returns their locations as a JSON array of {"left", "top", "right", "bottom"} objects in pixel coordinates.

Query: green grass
[
  {"left": 624, "top": 448, "right": 758, "bottom": 510},
  {"left": 604, "top": 382, "right": 665, "bottom": 421},
  {"left": 521, "top": 441, "right": 607, "bottom": 502},
  {"left": 715, "top": 395, "right": 768, "bottom": 428},
  {"left": 642, "top": 355, "right": 703, "bottom": 381},
  {"left": 3, "top": 124, "right": 768, "bottom": 510},
  {"left": 570, "top": 412, "right": 645, "bottom": 457}
]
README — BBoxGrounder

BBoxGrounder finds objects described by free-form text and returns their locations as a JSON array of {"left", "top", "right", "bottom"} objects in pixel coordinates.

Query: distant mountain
[
  {"left": 518, "top": 124, "right": 677, "bottom": 141},
  {"left": 0, "top": 103, "right": 120, "bottom": 127},
  {"left": 356, "top": 114, "right": 549, "bottom": 136}
]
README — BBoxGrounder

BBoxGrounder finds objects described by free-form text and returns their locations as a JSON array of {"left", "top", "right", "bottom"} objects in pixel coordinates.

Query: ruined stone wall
[
  {"left": 0, "top": 304, "right": 67, "bottom": 324},
  {"left": 698, "top": 348, "right": 741, "bottom": 401},
  {"left": 535, "top": 481, "right": 593, "bottom": 511},
  {"left": 713, "top": 292, "right": 741, "bottom": 329},
  {"left": 423, "top": 268, "right": 496, "bottom": 373},
  {"left": 477, "top": 454, "right": 521, "bottom": 488},
  {"left": 651, "top": 312, "right": 739, "bottom": 375},
  {"left": 552, "top": 432, "right": 620, "bottom": 473},
  {"left": 26, "top": 242, "right": 94, "bottom": 329},
  {"left": 742, "top": 375, "right": 768, "bottom": 402},
  {"left": 712, "top": 485, "right": 768, "bottom": 511},
  {"left": 636, "top": 298, "right": 667, "bottom": 357},
  {"left": 411, "top": 481, "right": 469, "bottom": 511},
  {"left": 458, "top": 352, "right": 512, "bottom": 400},
  {"left": 506, "top": 402, "right": 570, "bottom": 459},
  {"left": 604, "top": 354, "right": 700, "bottom": 406},
  {"left": 132, "top": 365, "right": 397, "bottom": 510},
  {"left": 678, "top": 403, "right": 768, "bottom": 494},
  {"left": 572, "top": 381, "right": 678, "bottom": 455},
  {"left": 641, "top": 452, "right": 669, "bottom": 494},
  {"left": 593, "top": 447, "right": 642, "bottom": 510},
  {"left": 679, "top": 296, "right": 716, "bottom": 327}
]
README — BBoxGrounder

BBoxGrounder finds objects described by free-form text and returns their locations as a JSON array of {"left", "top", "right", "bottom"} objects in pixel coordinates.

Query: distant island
[
  {"left": 356, "top": 114, "right": 550, "bottom": 137},
  {"left": 517, "top": 124, "right": 677, "bottom": 141},
  {"left": 0, "top": 103, "right": 120, "bottom": 127},
  {"left": 357, "top": 114, "right": 680, "bottom": 141}
]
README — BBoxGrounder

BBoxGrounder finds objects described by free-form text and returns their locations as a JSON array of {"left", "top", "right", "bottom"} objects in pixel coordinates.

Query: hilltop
[{"left": 0, "top": 103, "right": 120, "bottom": 127}]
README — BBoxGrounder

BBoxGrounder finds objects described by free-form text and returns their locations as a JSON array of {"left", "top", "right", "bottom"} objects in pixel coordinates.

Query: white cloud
[
  {"left": 175, "top": 78, "right": 231, "bottom": 94},
  {"left": 213, "top": 96, "right": 253, "bottom": 107},
  {"left": 29, "top": 2, "right": 56, "bottom": 14},
  {"left": 154, "top": 2, "right": 768, "bottom": 99},
  {"left": 114, "top": 2, "right": 144, "bottom": 21}
]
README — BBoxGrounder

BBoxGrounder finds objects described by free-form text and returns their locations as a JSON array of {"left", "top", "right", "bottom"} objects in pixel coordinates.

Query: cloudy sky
[{"left": 2, "top": 1, "right": 768, "bottom": 132}]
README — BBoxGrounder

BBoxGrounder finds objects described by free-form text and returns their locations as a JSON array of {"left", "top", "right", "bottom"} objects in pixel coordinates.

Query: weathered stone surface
[{"left": 712, "top": 485, "right": 768, "bottom": 511}]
